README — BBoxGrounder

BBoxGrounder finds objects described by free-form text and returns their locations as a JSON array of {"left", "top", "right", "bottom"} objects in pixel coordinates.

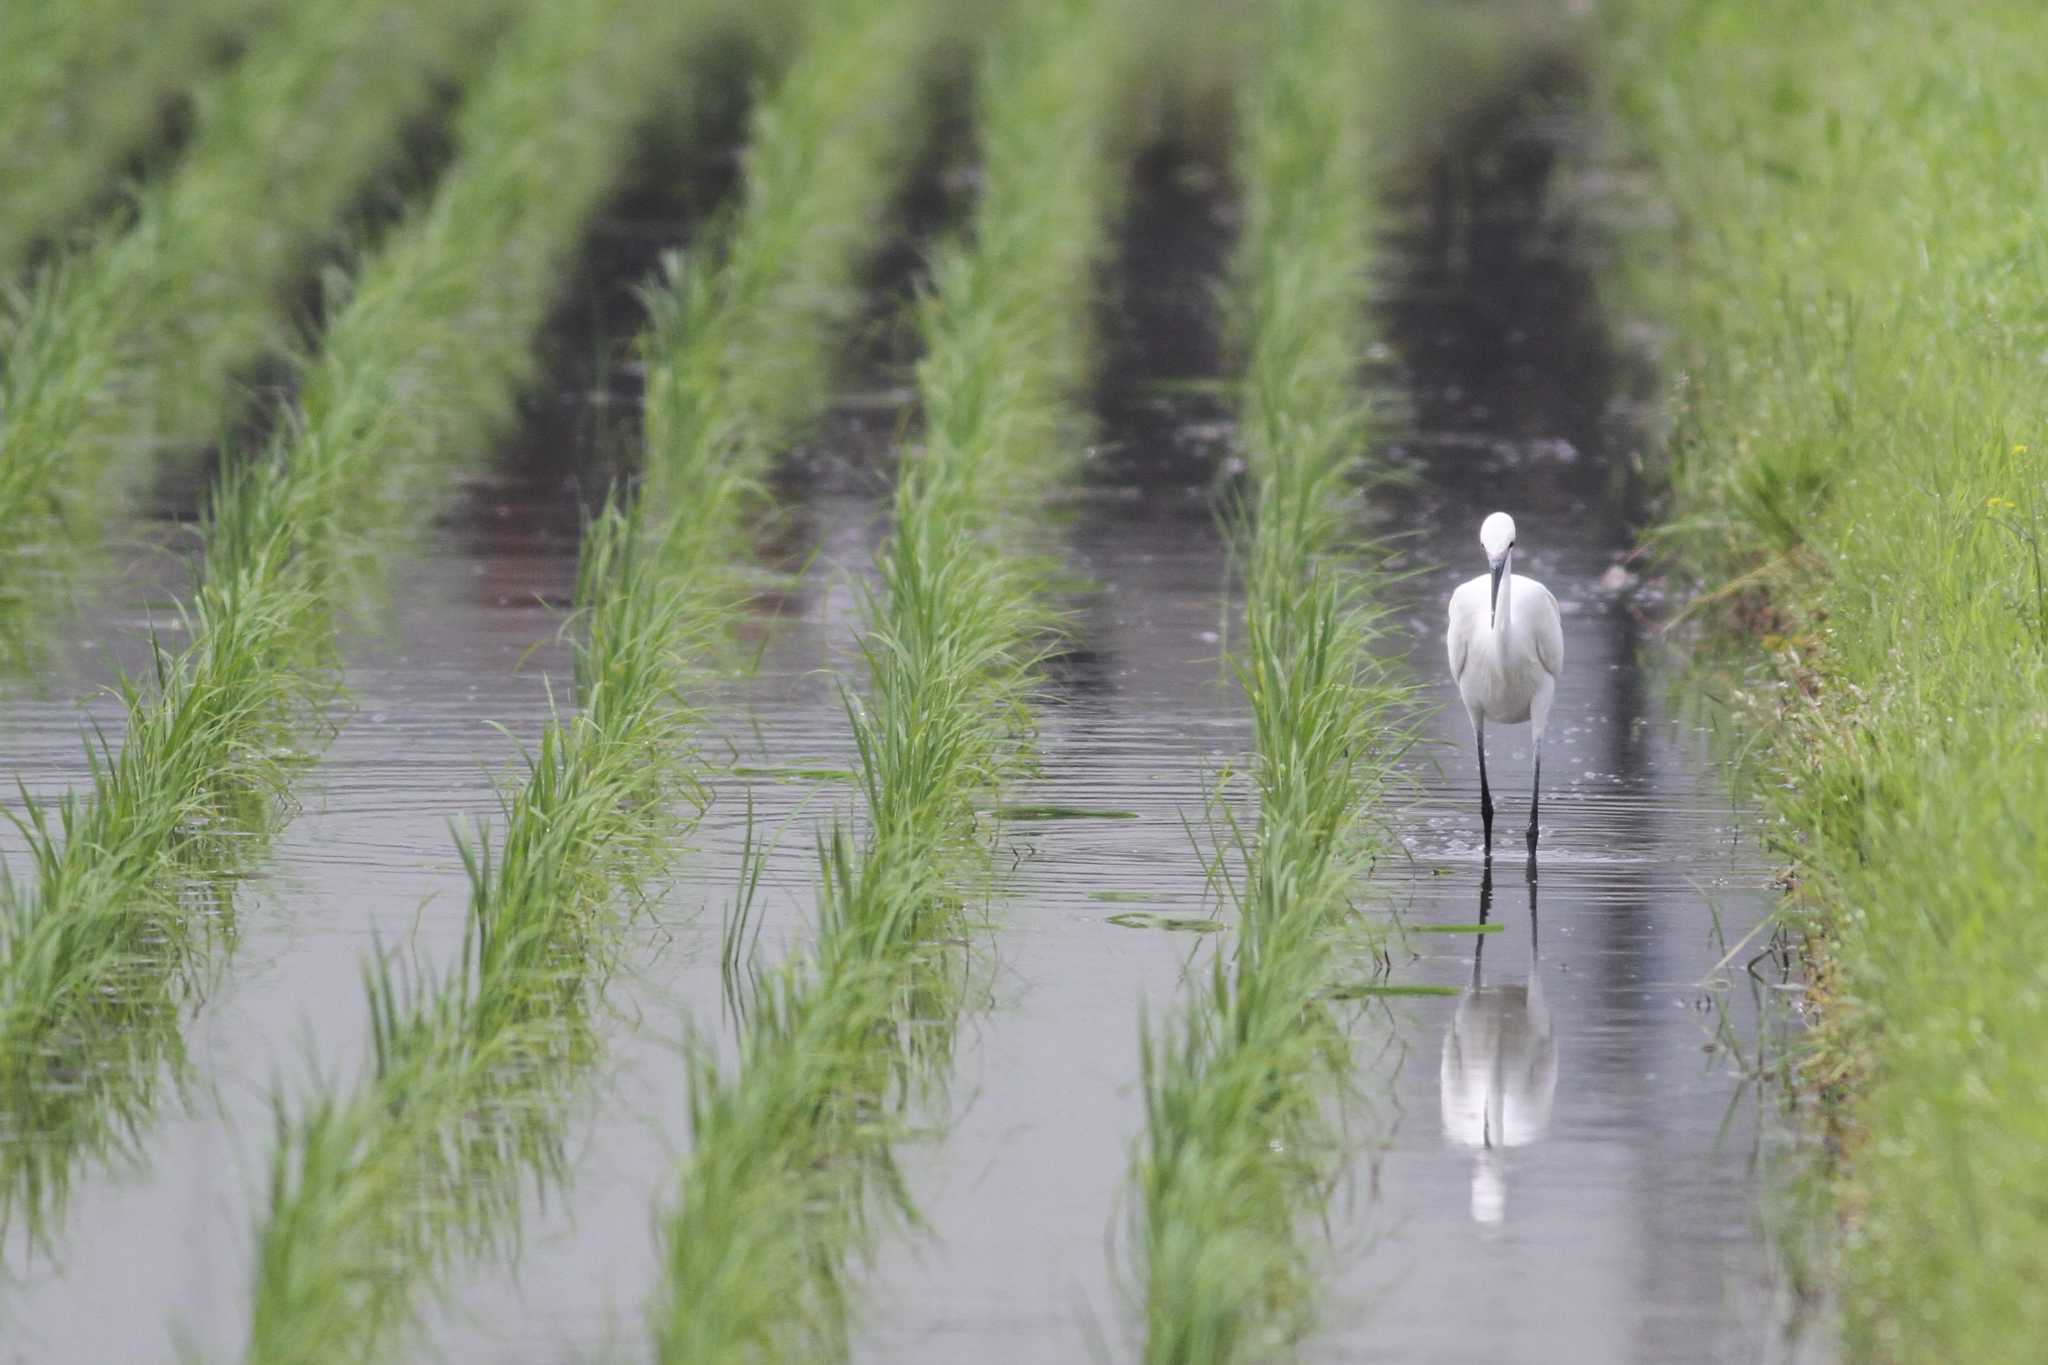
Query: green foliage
[
  {"left": 1133, "top": 3, "right": 1413, "bottom": 1360},
  {"left": 639, "top": 0, "right": 965, "bottom": 532},
  {"left": 652, "top": 1, "right": 1137, "bottom": 1357},
  {"left": 0, "top": 0, "right": 508, "bottom": 658},
  {"left": 1605, "top": 0, "right": 2048, "bottom": 1357},
  {"left": 249, "top": 505, "right": 707, "bottom": 1363},
  {"left": 0, "top": 0, "right": 716, "bottom": 1264},
  {"left": 249, "top": 1, "right": 943, "bottom": 1357},
  {"left": 0, "top": 0, "right": 270, "bottom": 272}
]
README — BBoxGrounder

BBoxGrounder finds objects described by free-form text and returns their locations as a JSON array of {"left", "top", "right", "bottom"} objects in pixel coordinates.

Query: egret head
[
  {"left": 1479, "top": 512, "right": 1517, "bottom": 568},
  {"left": 1479, "top": 512, "right": 1516, "bottom": 618}
]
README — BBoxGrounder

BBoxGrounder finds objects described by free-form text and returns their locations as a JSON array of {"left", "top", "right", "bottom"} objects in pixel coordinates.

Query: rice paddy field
[{"left": 2, "top": 0, "right": 2037, "bottom": 1360}]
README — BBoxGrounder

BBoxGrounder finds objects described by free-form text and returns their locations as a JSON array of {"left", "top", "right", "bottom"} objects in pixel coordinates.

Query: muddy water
[{"left": 1312, "top": 83, "right": 1820, "bottom": 1363}]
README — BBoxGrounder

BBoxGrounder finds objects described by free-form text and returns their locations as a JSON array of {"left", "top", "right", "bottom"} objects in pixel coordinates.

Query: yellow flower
[
  {"left": 1986, "top": 496, "right": 2019, "bottom": 511},
  {"left": 2013, "top": 444, "right": 2030, "bottom": 456}
]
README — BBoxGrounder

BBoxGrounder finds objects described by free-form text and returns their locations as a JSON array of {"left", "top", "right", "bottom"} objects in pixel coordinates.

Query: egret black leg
[
  {"left": 1477, "top": 723, "right": 1494, "bottom": 850},
  {"left": 1526, "top": 749, "right": 1541, "bottom": 850}
]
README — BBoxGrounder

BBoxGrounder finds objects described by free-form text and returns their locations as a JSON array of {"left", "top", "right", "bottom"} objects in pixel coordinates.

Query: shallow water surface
[{"left": 1311, "top": 82, "right": 1816, "bottom": 1364}]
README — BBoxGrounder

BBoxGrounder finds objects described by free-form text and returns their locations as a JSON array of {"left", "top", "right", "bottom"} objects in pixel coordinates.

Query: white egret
[{"left": 1446, "top": 511, "right": 1563, "bottom": 849}]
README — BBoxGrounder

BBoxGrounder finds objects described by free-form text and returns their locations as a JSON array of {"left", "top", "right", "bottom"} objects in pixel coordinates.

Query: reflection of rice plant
[
  {"left": 1133, "top": 2, "right": 1414, "bottom": 1359},
  {"left": 653, "top": 1, "right": 1137, "bottom": 1355}
]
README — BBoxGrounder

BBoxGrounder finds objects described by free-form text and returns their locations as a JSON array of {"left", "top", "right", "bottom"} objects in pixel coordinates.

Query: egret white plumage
[{"left": 1446, "top": 512, "right": 1563, "bottom": 849}]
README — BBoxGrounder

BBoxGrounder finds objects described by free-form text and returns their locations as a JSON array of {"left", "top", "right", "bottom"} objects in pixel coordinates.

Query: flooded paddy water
[
  {"left": 0, "top": 50, "right": 1824, "bottom": 1365},
  {"left": 1314, "top": 74, "right": 1823, "bottom": 1365}
]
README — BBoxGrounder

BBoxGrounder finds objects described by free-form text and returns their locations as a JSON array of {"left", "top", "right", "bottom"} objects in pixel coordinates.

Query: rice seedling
[
  {"left": 0, "top": 0, "right": 743, "bottom": 1255},
  {"left": 0, "top": 0, "right": 267, "bottom": 273},
  {"left": 636, "top": 0, "right": 967, "bottom": 540},
  {"left": 1602, "top": 1, "right": 2048, "bottom": 1356},
  {"left": 0, "top": 0, "right": 508, "bottom": 654},
  {"left": 651, "top": 2, "right": 1141, "bottom": 1357},
  {"left": 1130, "top": 3, "right": 1413, "bottom": 1360},
  {"left": 244, "top": 2, "right": 950, "bottom": 1355},
  {"left": 246, "top": 503, "right": 708, "bottom": 1362}
]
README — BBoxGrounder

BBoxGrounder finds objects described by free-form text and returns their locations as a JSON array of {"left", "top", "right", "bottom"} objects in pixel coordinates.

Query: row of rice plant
[
  {"left": 0, "top": 0, "right": 739, "bottom": 1256},
  {"left": 0, "top": 0, "right": 268, "bottom": 272},
  {"left": 649, "top": 1, "right": 1143, "bottom": 1357},
  {"left": 1130, "top": 2, "right": 1411, "bottom": 1360},
  {"left": 1602, "top": 0, "right": 2048, "bottom": 1356},
  {"left": 0, "top": 0, "right": 506, "bottom": 647},
  {"left": 241, "top": 3, "right": 948, "bottom": 1357}
]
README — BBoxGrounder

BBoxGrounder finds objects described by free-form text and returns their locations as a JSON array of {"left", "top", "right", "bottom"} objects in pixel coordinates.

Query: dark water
[{"left": 0, "top": 70, "right": 1822, "bottom": 1365}]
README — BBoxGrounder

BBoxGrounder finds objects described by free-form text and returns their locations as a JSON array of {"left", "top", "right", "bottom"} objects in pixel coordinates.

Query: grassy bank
[
  {"left": 0, "top": 0, "right": 269, "bottom": 272},
  {"left": 1131, "top": 2, "right": 1409, "bottom": 1360},
  {"left": 0, "top": 0, "right": 505, "bottom": 647},
  {"left": 651, "top": 2, "right": 1136, "bottom": 1356},
  {"left": 0, "top": 0, "right": 735, "bottom": 1253},
  {"left": 245, "top": 3, "right": 941, "bottom": 1356},
  {"left": 1602, "top": 0, "right": 2048, "bottom": 1356}
]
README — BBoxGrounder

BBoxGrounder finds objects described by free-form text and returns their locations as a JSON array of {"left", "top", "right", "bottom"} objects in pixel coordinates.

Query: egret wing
[
  {"left": 1533, "top": 583, "right": 1564, "bottom": 679},
  {"left": 1446, "top": 580, "right": 1479, "bottom": 681}
]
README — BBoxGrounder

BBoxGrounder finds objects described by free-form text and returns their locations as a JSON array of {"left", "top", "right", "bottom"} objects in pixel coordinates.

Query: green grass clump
[
  {"left": 0, "top": 0, "right": 268, "bottom": 273},
  {"left": 0, "top": 0, "right": 508, "bottom": 650},
  {"left": 637, "top": 0, "right": 964, "bottom": 541},
  {"left": 1602, "top": 1, "right": 2048, "bottom": 1357},
  {"left": 247, "top": 504, "right": 707, "bottom": 1362},
  {"left": 1132, "top": 3, "right": 1411, "bottom": 1361},
  {"left": 651, "top": 2, "right": 1139, "bottom": 1358},
  {"left": 247, "top": 1, "right": 945, "bottom": 1355},
  {"left": 0, "top": 0, "right": 731, "bottom": 1254}
]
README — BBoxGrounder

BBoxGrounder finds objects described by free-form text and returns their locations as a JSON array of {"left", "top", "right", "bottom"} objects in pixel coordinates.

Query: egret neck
[{"left": 1490, "top": 547, "right": 1512, "bottom": 635}]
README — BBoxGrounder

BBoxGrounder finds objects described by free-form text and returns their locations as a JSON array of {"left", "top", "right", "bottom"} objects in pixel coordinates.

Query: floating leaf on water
[
  {"left": 731, "top": 766, "right": 858, "bottom": 782},
  {"left": 992, "top": 804, "right": 1139, "bottom": 821},
  {"left": 1088, "top": 890, "right": 1152, "bottom": 903},
  {"left": 1408, "top": 922, "right": 1503, "bottom": 934},
  {"left": 1106, "top": 912, "right": 1226, "bottom": 933},
  {"left": 1328, "top": 982, "right": 1461, "bottom": 999},
  {"left": 1139, "top": 376, "right": 1230, "bottom": 397}
]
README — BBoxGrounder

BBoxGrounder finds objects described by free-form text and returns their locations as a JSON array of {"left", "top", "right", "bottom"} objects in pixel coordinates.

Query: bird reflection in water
[{"left": 1439, "top": 854, "right": 1558, "bottom": 1224}]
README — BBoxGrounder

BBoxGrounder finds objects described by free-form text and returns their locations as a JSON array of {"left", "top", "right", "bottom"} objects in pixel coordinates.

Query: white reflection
[{"left": 1440, "top": 856, "right": 1557, "bottom": 1224}]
